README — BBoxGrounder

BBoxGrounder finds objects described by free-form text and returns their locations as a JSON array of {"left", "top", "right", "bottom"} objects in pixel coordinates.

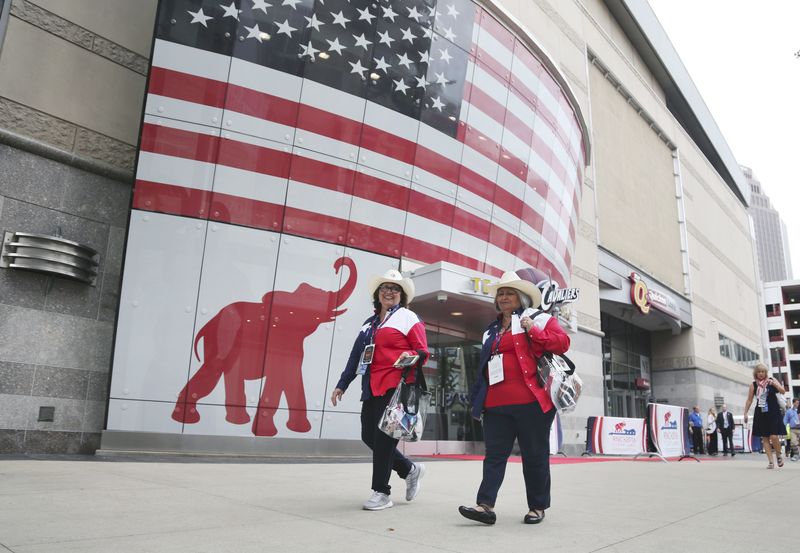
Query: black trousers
[
  {"left": 691, "top": 426, "right": 704, "bottom": 454},
  {"left": 477, "top": 402, "right": 556, "bottom": 511},
  {"left": 361, "top": 391, "right": 413, "bottom": 495},
  {"left": 706, "top": 432, "right": 717, "bottom": 454},
  {"left": 720, "top": 428, "right": 734, "bottom": 455}
]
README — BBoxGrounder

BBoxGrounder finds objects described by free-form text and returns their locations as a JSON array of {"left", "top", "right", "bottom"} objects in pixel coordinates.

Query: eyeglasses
[{"left": 379, "top": 284, "right": 402, "bottom": 294}]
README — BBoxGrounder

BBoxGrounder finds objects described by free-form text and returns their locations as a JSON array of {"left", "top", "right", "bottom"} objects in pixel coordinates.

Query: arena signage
[{"left": 629, "top": 272, "right": 680, "bottom": 319}]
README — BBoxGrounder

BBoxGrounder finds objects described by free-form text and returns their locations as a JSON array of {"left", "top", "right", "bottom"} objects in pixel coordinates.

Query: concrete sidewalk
[{"left": 0, "top": 454, "right": 797, "bottom": 553}]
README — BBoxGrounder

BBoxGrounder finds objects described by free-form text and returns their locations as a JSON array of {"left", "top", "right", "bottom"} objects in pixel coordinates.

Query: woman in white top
[{"left": 706, "top": 407, "right": 718, "bottom": 456}]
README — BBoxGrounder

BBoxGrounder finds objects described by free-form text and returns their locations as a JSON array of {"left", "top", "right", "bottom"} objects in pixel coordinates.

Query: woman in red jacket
[
  {"left": 459, "top": 270, "right": 570, "bottom": 525},
  {"left": 331, "top": 269, "right": 429, "bottom": 511}
]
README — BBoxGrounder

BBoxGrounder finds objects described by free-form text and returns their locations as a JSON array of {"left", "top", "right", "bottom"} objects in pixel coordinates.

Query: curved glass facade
[{"left": 107, "top": 0, "right": 588, "bottom": 442}]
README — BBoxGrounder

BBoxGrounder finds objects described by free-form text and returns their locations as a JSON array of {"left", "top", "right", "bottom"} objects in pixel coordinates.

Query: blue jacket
[
  {"left": 784, "top": 408, "right": 800, "bottom": 429},
  {"left": 335, "top": 314, "right": 379, "bottom": 401}
]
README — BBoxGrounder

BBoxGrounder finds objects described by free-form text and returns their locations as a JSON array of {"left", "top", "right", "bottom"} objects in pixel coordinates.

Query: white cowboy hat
[
  {"left": 368, "top": 269, "right": 415, "bottom": 305},
  {"left": 486, "top": 270, "right": 542, "bottom": 308}
]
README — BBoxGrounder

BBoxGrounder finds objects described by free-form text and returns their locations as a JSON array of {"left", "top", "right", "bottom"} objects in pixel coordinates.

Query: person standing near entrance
[
  {"left": 783, "top": 398, "right": 800, "bottom": 461},
  {"left": 688, "top": 406, "right": 705, "bottom": 455},
  {"left": 716, "top": 404, "right": 735, "bottom": 457},
  {"left": 459, "top": 270, "right": 570, "bottom": 526},
  {"left": 706, "top": 407, "right": 718, "bottom": 456},
  {"left": 330, "top": 269, "right": 429, "bottom": 510},
  {"left": 744, "top": 363, "right": 787, "bottom": 468}
]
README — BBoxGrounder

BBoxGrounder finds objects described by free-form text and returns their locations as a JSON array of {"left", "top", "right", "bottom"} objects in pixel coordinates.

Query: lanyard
[
  {"left": 491, "top": 321, "right": 511, "bottom": 356},
  {"left": 366, "top": 305, "right": 400, "bottom": 346}
]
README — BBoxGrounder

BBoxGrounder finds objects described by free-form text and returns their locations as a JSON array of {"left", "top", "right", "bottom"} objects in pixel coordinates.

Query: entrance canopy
[{"left": 407, "top": 262, "right": 499, "bottom": 339}]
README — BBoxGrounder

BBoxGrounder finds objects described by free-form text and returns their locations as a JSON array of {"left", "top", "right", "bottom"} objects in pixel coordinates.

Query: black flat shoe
[
  {"left": 524, "top": 510, "right": 546, "bottom": 524},
  {"left": 459, "top": 505, "right": 496, "bottom": 525}
]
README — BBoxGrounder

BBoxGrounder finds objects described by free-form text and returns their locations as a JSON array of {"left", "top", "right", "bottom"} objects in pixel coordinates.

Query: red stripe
[
  {"left": 353, "top": 172, "right": 409, "bottom": 211},
  {"left": 296, "top": 103, "right": 363, "bottom": 146},
  {"left": 148, "top": 66, "right": 227, "bottom": 108},
  {"left": 284, "top": 206, "right": 349, "bottom": 244},
  {"left": 346, "top": 220, "right": 404, "bottom": 257},
  {"left": 361, "top": 125, "right": 416, "bottom": 165},
  {"left": 133, "top": 180, "right": 211, "bottom": 218},
  {"left": 225, "top": 82, "right": 300, "bottom": 128},
  {"left": 458, "top": 164, "right": 496, "bottom": 203},
  {"left": 467, "top": 82, "right": 507, "bottom": 123},
  {"left": 290, "top": 155, "right": 355, "bottom": 194},
  {"left": 217, "top": 137, "right": 292, "bottom": 178},
  {"left": 408, "top": 189, "right": 455, "bottom": 228},
  {"left": 210, "top": 192, "right": 285, "bottom": 231},
  {"left": 414, "top": 144, "right": 461, "bottom": 184},
  {"left": 475, "top": 46, "right": 510, "bottom": 83},
  {"left": 140, "top": 123, "right": 219, "bottom": 163}
]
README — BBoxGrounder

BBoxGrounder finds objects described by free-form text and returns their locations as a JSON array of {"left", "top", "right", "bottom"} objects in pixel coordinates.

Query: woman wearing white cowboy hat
[
  {"left": 459, "top": 269, "right": 570, "bottom": 526},
  {"left": 330, "top": 268, "right": 429, "bottom": 511}
]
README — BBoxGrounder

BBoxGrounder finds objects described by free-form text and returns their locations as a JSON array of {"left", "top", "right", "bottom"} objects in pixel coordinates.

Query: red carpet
[{"left": 421, "top": 454, "right": 721, "bottom": 464}]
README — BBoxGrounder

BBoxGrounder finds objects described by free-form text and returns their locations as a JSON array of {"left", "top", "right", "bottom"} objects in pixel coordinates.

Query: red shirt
[
  {"left": 485, "top": 330, "right": 537, "bottom": 407},
  {"left": 369, "top": 307, "right": 428, "bottom": 397}
]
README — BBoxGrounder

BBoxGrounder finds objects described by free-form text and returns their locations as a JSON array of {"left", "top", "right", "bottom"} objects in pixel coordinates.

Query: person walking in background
[
  {"left": 706, "top": 407, "right": 718, "bottom": 456},
  {"left": 783, "top": 398, "right": 800, "bottom": 461},
  {"left": 743, "top": 363, "right": 787, "bottom": 469},
  {"left": 689, "top": 406, "right": 705, "bottom": 455},
  {"left": 716, "top": 404, "right": 735, "bottom": 457},
  {"left": 330, "top": 269, "right": 429, "bottom": 510},
  {"left": 458, "top": 270, "right": 570, "bottom": 526}
]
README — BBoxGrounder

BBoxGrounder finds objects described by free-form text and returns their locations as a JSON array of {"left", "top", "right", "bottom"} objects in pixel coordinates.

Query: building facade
[
  {"left": 763, "top": 280, "right": 800, "bottom": 398},
  {"left": 0, "top": 0, "right": 765, "bottom": 455},
  {"left": 744, "top": 165, "right": 793, "bottom": 282}
]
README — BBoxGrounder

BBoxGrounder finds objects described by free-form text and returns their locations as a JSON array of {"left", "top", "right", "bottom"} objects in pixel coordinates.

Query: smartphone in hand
[{"left": 394, "top": 354, "right": 420, "bottom": 367}]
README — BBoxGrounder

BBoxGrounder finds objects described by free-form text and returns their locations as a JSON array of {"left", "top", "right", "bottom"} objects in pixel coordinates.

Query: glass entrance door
[{"left": 423, "top": 330, "right": 483, "bottom": 444}]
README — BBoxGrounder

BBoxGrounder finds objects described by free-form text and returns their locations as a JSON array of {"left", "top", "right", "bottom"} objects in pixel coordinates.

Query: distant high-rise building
[{"left": 744, "top": 166, "right": 793, "bottom": 281}]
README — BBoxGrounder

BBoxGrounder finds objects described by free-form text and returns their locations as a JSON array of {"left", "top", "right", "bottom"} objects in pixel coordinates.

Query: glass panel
[{"left": 424, "top": 330, "right": 483, "bottom": 442}]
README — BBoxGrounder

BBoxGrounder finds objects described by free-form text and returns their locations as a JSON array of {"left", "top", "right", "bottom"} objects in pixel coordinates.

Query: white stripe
[
  {"left": 143, "top": 113, "right": 220, "bottom": 135},
  {"left": 476, "top": 24, "right": 513, "bottom": 72},
  {"left": 228, "top": 57, "right": 301, "bottom": 102},
  {"left": 469, "top": 64, "right": 508, "bottom": 106},
  {"left": 417, "top": 123, "right": 463, "bottom": 165},
  {"left": 460, "top": 144, "right": 498, "bottom": 185},
  {"left": 136, "top": 152, "right": 214, "bottom": 192},
  {"left": 294, "top": 145, "right": 357, "bottom": 170},
  {"left": 152, "top": 39, "right": 230, "bottom": 82},
  {"left": 212, "top": 165, "right": 288, "bottom": 205},
  {"left": 221, "top": 110, "right": 296, "bottom": 146},
  {"left": 412, "top": 166, "right": 456, "bottom": 199},
  {"left": 361, "top": 149, "right": 413, "bottom": 182},
  {"left": 300, "top": 78, "right": 365, "bottom": 123},
  {"left": 294, "top": 128, "right": 359, "bottom": 161},
  {"left": 285, "top": 181, "right": 352, "bottom": 220},
  {"left": 450, "top": 226, "right": 488, "bottom": 263},
  {"left": 462, "top": 102, "right": 503, "bottom": 145},
  {"left": 349, "top": 196, "right": 406, "bottom": 236},
  {"left": 491, "top": 201, "right": 521, "bottom": 236},
  {"left": 146, "top": 94, "right": 222, "bottom": 129},
  {"left": 456, "top": 186, "right": 492, "bottom": 215},
  {"left": 364, "top": 101, "right": 419, "bottom": 142}
]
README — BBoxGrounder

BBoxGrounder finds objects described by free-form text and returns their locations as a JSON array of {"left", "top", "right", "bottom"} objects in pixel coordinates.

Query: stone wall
[{"left": 0, "top": 0, "right": 152, "bottom": 452}]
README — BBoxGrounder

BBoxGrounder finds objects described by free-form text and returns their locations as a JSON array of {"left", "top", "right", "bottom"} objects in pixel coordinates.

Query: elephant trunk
[{"left": 333, "top": 256, "right": 357, "bottom": 304}]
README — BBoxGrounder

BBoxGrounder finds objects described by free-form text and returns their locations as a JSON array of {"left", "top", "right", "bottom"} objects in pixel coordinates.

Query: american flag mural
[{"left": 135, "top": 0, "right": 586, "bottom": 284}]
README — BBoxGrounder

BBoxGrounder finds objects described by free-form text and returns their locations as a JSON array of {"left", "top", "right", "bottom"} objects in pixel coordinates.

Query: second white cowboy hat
[
  {"left": 486, "top": 270, "right": 543, "bottom": 308},
  {"left": 368, "top": 269, "right": 415, "bottom": 304}
]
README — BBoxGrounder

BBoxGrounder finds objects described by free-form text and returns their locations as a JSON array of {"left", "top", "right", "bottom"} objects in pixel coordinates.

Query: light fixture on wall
[{"left": 0, "top": 231, "right": 100, "bottom": 286}]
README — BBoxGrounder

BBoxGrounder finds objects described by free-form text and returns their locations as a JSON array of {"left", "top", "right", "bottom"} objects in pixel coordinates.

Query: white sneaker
[
  {"left": 405, "top": 462, "right": 426, "bottom": 501},
  {"left": 362, "top": 491, "right": 393, "bottom": 511}
]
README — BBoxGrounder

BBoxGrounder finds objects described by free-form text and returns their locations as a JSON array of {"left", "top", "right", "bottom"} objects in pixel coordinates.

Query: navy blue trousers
[{"left": 477, "top": 401, "right": 555, "bottom": 510}]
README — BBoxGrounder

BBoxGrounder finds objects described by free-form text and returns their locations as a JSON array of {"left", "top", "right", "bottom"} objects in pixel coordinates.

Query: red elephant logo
[
  {"left": 614, "top": 422, "right": 626, "bottom": 432},
  {"left": 664, "top": 412, "right": 672, "bottom": 425},
  {"left": 172, "top": 257, "right": 357, "bottom": 436}
]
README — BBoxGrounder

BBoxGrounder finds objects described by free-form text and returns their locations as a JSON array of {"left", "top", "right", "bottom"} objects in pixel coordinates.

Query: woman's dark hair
[{"left": 373, "top": 284, "right": 408, "bottom": 310}]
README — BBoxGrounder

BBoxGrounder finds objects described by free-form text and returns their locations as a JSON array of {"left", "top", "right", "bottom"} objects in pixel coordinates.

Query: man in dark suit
[{"left": 716, "top": 404, "right": 735, "bottom": 456}]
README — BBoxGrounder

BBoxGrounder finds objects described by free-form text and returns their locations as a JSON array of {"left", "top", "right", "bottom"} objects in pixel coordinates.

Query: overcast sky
[{"left": 647, "top": 0, "right": 800, "bottom": 279}]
